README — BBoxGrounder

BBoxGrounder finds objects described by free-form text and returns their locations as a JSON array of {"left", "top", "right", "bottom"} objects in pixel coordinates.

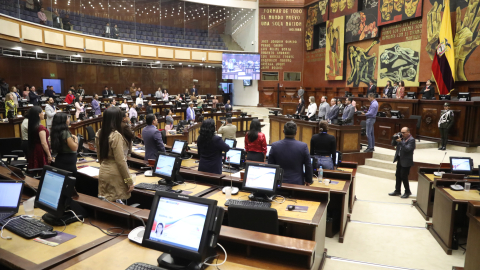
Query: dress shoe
[
  {"left": 438, "top": 146, "right": 443, "bottom": 150},
  {"left": 401, "top": 193, "right": 411, "bottom": 199},
  {"left": 442, "top": 146, "right": 446, "bottom": 150},
  {"left": 363, "top": 148, "right": 371, "bottom": 153},
  {"left": 388, "top": 191, "right": 401, "bottom": 196}
]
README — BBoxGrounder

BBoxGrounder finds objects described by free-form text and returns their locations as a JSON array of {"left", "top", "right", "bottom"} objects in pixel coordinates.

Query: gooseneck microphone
[{"left": 434, "top": 152, "right": 448, "bottom": 177}]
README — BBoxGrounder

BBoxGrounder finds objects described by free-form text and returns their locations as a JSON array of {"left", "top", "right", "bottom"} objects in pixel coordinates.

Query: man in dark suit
[
  {"left": 191, "top": 85, "right": 198, "bottom": 96},
  {"left": 142, "top": 114, "right": 165, "bottom": 161},
  {"left": 121, "top": 110, "right": 135, "bottom": 155},
  {"left": 389, "top": 127, "right": 415, "bottom": 198},
  {"left": 113, "top": 24, "right": 120, "bottom": 39},
  {"left": 342, "top": 97, "right": 355, "bottom": 125},
  {"left": 420, "top": 80, "right": 435, "bottom": 99},
  {"left": 62, "top": 14, "right": 71, "bottom": 31},
  {"left": 52, "top": 10, "right": 61, "bottom": 29},
  {"left": 326, "top": 98, "right": 339, "bottom": 123},
  {"left": 268, "top": 121, "right": 313, "bottom": 186},
  {"left": 367, "top": 79, "right": 377, "bottom": 96},
  {"left": 102, "top": 86, "right": 109, "bottom": 97},
  {"left": 45, "top": 86, "right": 56, "bottom": 98},
  {"left": 104, "top": 23, "right": 111, "bottom": 38}
]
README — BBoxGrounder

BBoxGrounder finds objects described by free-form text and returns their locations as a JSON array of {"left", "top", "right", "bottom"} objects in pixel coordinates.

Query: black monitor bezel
[
  {"left": 34, "top": 166, "right": 74, "bottom": 218},
  {"left": 152, "top": 153, "right": 182, "bottom": 182},
  {"left": 142, "top": 191, "right": 218, "bottom": 262},
  {"left": 242, "top": 162, "right": 280, "bottom": 196},
  {"left": 224, "top": 138, "right": 237, "bottom": 149},
  {"left": 0, "top": 180, "right": 24, "bottom": 213},
  {"left": 449, "top": 157, "right": 473, "bottom": 175},
  {"left": 171, "top": 139, "right": 187, "bottom": 157},
  {"left": 223, "top": 148, "right": 245, "bottom": 167},
  {"left": 390, "top": 110, "right": 400, "bottom": 118}
]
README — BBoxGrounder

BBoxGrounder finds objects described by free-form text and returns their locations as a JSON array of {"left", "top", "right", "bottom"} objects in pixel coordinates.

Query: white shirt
[
  {"left": 306, "top": 103, "right": 317, "bottom": 118},
  {"left": 106, "top": 26, "right": 110, "bottom": 33},
  {"left": 120, "top": 103, "right": 128, "bottom": 108},
  {"left": 135, "top": 97, "right": 143, "bottom": 106}
]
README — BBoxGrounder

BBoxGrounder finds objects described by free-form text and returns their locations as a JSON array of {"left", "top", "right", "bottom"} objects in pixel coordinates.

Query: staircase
[
  {"left": 357, "top": 153, "right": 398, "bottom": 180},
  {"left": 220, "top": 34, "right": 243, "bottom": 51}
]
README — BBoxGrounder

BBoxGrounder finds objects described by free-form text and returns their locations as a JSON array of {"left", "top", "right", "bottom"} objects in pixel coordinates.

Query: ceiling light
[
  {"left": 122, "top": 59, "right": 128, "bottom": 61},
  {"left": 13, "top": 46, "right": 22, "bottom": 50}
]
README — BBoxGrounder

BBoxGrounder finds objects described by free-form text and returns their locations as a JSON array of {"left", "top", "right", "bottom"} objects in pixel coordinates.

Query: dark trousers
[
  {"left": 246, "top": 151, "right": 264, "bottom": 162},
  {"left": 395, "top": 161, "right": 411, "bottom": 193},
  {"left": 439, "top": 127, "right": 450, "bottom": 147}
]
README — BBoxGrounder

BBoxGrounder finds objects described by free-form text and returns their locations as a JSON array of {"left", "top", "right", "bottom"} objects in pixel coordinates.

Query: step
[
  {"left": 357, "top": 165, "right": 396, "bottom": 180},
  {"left": 415, "top": 140, "right": 439, "bottom": 149},
  {"left": 364, "top": 158, "right": 397, "bottom": 170},
  {"left": 372, "top": 152, "right": 395, "bottom": 162},
  {"left": 446, "top": 144, "right": 479, "bottom": 153}
]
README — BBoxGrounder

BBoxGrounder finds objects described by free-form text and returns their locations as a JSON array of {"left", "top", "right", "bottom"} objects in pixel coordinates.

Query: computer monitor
[
  {"left": 450, "top": 157, "right": 473, "bottom": 175},
  {"left": 304, "top": 157, "right": 318, "bottom": 174},
  {"left": 458, "top": 92, "right": 471, "bottom": 101},
  {"left": 223, "top": 148, "right": 246, "bottom": 168},
  {"left": 34, "top": 166, "right": 75, "bottom": 223},
  {"left": 242, "top": 163, "right": 282, "bottom": 200},
  {"left": 171, "top": 140, "right": 187, "bottom": 158},
  {"left": 153, "top": 153, "right": 183, "bottom": 185},
  {"left": 335, "top": 151, "right": 343, "bottom": 166},
  {"left": 142, "top": 191, "right": 224, "bottom": 269},
  {"left": 265, "top": 145, "right": 272, "bottom": 159},
  {"left": 224, "top": 138, "right": 237, "bottom": 148},
  {"left": 390, "top": 110, "right": 401, "bottom": 119},
  {"left": 0, "top": 181, "right": 23, "bottom": 215},
  {"left": 406, "top": 92, "right": 417, "bottom": 99}
]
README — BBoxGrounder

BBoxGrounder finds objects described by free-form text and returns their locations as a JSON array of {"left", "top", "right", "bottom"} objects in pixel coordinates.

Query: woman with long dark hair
[
  {"left": 244, "top": 119, "right": 267, "bottom": 162},
  {"left": 95, "top": 107, "right": 133, "bottom": 202},
  {"left": 75, "top": 95, "right": 84, "bottom": 120},
  {"left": 165, "top": 109, "right": 174, "bottom": 132},
  {"left": 51, "top": 113, "right": 78, "bottom": 175},
  {"left": 197, "top": 118, "right": 230, "bottom": 174},
  {"left": 295, "top": 98, "right": 305, "bottom": 115},
  {"left": 27, "top": 106, "right": 52, "bottom": 169}
]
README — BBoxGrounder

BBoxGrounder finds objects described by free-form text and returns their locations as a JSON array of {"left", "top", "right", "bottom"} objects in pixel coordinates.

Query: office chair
[
  {"left": 160, "top": 129, "right": 167, "bottom": 144},
  {"left": 360, "top": 120, "right": 367, "bottom": 136},
  {"left": 86, "top": 126, "right": 96, "bottom": 142},
  {"left": 228, "top": 205, "right": 279, "bottom": 235},
  {"left": 409, "top": 115, "right": 422, "bottom": 142},
  {"left": 0, "top": 138, "right": 27, "bottom": 170}
]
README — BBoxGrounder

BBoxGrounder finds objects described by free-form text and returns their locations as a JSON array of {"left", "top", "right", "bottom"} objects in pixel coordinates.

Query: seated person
[
  {"left": 310, "top": 121, "right": 336, "bottom": 170},
  {"left": 141, "top": 114, "right": 165, "bottom": 161}
]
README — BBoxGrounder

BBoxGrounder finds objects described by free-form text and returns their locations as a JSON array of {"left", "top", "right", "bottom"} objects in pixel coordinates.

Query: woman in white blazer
[
  {"left": 75, "top": 96, "right": 85, "bottom": 120},
  {"left": 306, "top": 96, "right": 317, "bottom": 120}
]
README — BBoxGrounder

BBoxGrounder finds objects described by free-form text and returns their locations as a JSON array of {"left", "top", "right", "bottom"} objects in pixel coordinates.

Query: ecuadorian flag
[{"left": 432, "top": 0, "right": 455, "bottom": 95}]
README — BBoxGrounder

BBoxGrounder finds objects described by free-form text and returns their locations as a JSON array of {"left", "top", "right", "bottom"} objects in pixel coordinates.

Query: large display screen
[
  {"left": 149, "top": 197, "right": 208, "bottom": 251},
  {"left": 451, "top": 158, "right": 471, "bottom": 172},
  {"left": 38, "top": 170, "right": 65, "bottom": 210},
  {"left": 222, "top": 54, "right": 260, "bottom": 80},
  {"left": 244, "top": 165, "right": 276, "bottom": 191},
  {"left": 225, "top": 149, "right": 242, "bottom": 165},
  {"left": 155, "top": 155, "right": 176, "bottom": 177}
]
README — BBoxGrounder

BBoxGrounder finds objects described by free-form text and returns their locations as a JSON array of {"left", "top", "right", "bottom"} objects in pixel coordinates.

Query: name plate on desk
[
  {"left": 177, "top": 107, "right": 181, "bottom": 109},
  {"left": 87, "top": 107, "right": 92, "bottom": 110},
  {"left": 27, "top": 104, "right": 33, "bottom": 107},
  {"left": 63, "top": 103, "right": 68, "bottom": 105},
  {"left": 17, "top": 115, "right": 23, "bottom": 118},
  {"left": 89, "top": 117, "right": 93, "bottom": 119}
]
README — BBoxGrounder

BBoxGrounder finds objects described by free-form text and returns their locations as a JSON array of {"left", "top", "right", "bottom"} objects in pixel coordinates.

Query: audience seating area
[{"left": 0, "top": 0, "right": 229, "bottom": 50}]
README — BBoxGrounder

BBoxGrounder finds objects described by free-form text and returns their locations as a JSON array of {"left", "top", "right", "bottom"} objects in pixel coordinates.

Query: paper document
[{"left": 78, "top": 166, "right": 100, "bottom": 177}]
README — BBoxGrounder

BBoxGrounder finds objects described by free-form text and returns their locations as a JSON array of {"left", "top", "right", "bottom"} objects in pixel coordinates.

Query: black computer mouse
[
  {"left": 175, "top": 190, "right": 183, "bottom": 193},
  {"left": 39, "top": 231, "right": 58, "bottom": 239},
  {"left": 287, "top": 205, "right": 295, "bottom": 211}
]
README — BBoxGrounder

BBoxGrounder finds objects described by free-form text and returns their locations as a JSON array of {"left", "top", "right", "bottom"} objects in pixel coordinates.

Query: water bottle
[{"left": 318, "top": 166, "right": 323, "bottom": 183}]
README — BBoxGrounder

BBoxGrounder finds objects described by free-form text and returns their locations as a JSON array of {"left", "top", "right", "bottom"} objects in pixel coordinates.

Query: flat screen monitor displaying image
[
  {"left": 225, "top": 138, "right": 236, "bottom": 148},
  {"left": 0, "top": 182, "right": 23, "bottom": 210},
  {"left": 42, "top": 79, "right": 62, "bottom": 94},
  {"left": 243, "top": 165, "right": 277, "bottom": 193},
  {"left": 266, "top": 145, "right": 272, "bottom": 158},
  {"left": 171, "top": 140, "right": 186, "bottom": 156},
  {"left": 225, "top": 149, "right": 242, "bottom": 165},
  {"left": 243, "top": 80, "right": 252, "bottom": 86},
  {"left": 38, "top": 170, "right": 65, "bottom": 210},
  {"left": 222, "top": 53, "right": 260, "bottom": 80},
  {"left": 450, "top": 157, "right": 473, "bottom": 174},
  {"left": 155, "top": 154, "right": 177, "bottom": 178}
]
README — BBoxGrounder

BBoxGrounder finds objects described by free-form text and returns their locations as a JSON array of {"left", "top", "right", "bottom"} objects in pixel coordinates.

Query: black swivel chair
[
  {"left": 86, "top": 126, "right": 96, "bottom": 142},
  {"left": 409, "top": 115, "right": 422, "bottom": 142},
  {"left": 0, "top": 138, "right": 27, "bottom": 169},
  {"left": 228, "top": 205, "right": 279, "bottom": 235}
]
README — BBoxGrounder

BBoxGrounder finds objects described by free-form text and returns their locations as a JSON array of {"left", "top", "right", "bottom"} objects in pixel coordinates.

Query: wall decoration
[
  {"left": 378, "top": 40, "right": 421, "bottom": 86},
  {"left": 305, "top": 1, "right": 329, "bottom": 50},
  {"left": 346, "top": 39, "right": 379, "bottom": 87},
  {"left": 325, "top": 16, "right": 345, "bottom": 80},
  {"left": 329, "top": 0, "right": 358, "bottom": 20},
  {"left": 318, "top": 25, "right": 327, "bottom": 48},
  {"left": 363, "top": 0, "right": 378, "bottom": 9},
  {"left": 345, "top": 8, "right": 378, "bottom": 43},
  {"left": 377, "top": 0, "right": 422, "bottom": 26}
]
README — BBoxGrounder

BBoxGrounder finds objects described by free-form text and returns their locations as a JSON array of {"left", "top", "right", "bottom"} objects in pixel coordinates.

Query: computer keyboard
[
  {"left": 0, "top": 216, "right": 53, "bottom": 239},
  {"left": 0, "top": 212, "right": 14, "bottom": 221},
  {"left": 126, "top": 262, "right": 168, "bottom": 270},
  {"left": 224, "top": 199, "right": 271, "bottom": 208},
  {"left": 135, "top": 183, "right": 172, "bottom": 192}
]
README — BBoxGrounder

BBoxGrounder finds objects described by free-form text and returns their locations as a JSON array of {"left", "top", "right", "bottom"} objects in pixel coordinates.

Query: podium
[{"left": 327, "top": 124, "right": 362, "bottom": 153}]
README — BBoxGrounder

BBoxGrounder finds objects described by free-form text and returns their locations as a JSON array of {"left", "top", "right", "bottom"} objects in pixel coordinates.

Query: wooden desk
[
  {"left": 0, "top": 206, "right": 116, "bottom": 270},
  {"left": 0, "top": 116, "right": 23, "bottom": 138},
  {"left": 429, "top": 180, "right": 480, "bottom": 254},
  {"left": 280, "top": 102, "right": 298, "bottom": 115},
  {"left": 327, "top": 124, "right": 362, "bottom": 153},
  {"left": 459, "top": 201, "right": 480, "bottom": 270}
]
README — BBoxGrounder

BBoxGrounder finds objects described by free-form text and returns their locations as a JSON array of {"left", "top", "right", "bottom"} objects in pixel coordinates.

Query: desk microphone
[
  {"left": 0, "top": 160, "right": 37, "bottom": 193},
  {"left": 450, "top": 181, "right": 464, "bottom": 191},
  {"left": 222, "top": 156, "right": 239, "bottom": 195},
  {"left": 434, "top": 152, "right": 448, "bottom": 177}
]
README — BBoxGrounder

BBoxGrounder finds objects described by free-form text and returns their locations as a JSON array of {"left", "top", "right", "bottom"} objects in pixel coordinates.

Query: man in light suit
[
  {"left": 326, "top": 98, "right": 339, "bottom": 123},
  {"left": 389, "top": 127, "right": 415, "bottom": 198},
  {"left": 317, "top": 96, "right": 330, "bottom": 120},
  {"left": 217, "top": 117, "right": 237, "bottom": 140},
  {"left": 191, "top": 85, "right": 198, "bottom": 96},
  {"left": 45, "top": 97, "right": 57, "bottom": 132},
  {"left": 186, "top": 102, "right": 196, "bottom": 122},
  {"left": 342, "top": 97, "right": 355, "bottom": 125},
  {"left": 104, "top": 23, "right": 111, "bottom": 38}
]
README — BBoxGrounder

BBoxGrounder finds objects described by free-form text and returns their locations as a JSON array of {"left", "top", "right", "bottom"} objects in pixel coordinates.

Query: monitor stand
[
  {"left": 42, "top": 200, "right": 87, "bottom": 226},
  {"left": 157, "top": 172, "right": 185, "bottom": 186},
  {"left": 157, "top": 253, "right": 204, "bottom": 270},
  {"left": 248, "top": 192, "right": 272, "bottom": 203}
]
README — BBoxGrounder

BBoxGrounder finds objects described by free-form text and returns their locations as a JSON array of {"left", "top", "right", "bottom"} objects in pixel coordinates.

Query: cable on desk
[
  {"left": 184, "top": 181, "right": 197, "bottom": 191},
  {"left": 1, "top": 216, "right": 27, "bottom": 240},
  {"left": 203, "top": 243, "right": 227, "bottom": 266},
  {"left": 272, "top": 195, "right": 285, "bottom": 204},
  {"left": 88, "top": 218, "right": 127, "bottom": 236},
  {"left": 67, "top": 210, "right": 85, "bottom": 223},
  {"left": 58, "top": 218, "right": 67, "bottom": 233}
]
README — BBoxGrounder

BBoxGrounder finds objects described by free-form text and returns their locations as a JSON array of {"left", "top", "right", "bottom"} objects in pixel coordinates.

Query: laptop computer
[{"left": 0, "top": 181, "right": 24, "bottom": 221}]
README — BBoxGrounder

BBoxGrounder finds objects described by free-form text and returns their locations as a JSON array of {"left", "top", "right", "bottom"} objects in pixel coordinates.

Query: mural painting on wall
[
  {"left": 378, "top": 0, "right": 423, "bottom": 26},
  {"left": 325, "top": 16, "right": 345, "bottom": 80},
  {"left": 305, "top": 0, "right": 329, "bottom": 50},
  {"left": 329, "top": 0, "right": 358, "bottom": 20},
  {"left": 346, "top": 39, "right": 379, "bottom": 87},
  {"left": 378, "top": 40, "right": 421, "bottom": 86},
  {"left": 345, "top": 8, "right": 379, "bottom": 43},
  {"left": 364, "top": 0, "right": 379, "bottom": 9},
  {"left": 319, "top": 25, "right": 327, "bottom": 48}
]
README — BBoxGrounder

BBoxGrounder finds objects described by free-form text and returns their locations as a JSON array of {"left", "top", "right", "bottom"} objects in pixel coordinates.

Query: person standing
[
  {"left": 212, "top": 96, "right": 218, "bottom": 109},
  {"left": 155, "top": 87, "right": 163, "bottom": 98},
  {"left": 108, "top": 87, "right": 115, "bottom": 97},
  {"left": 129, "top": 83, "right": 137, "bottom": 96},
  {"left": 77, "top": 85, "right": 85, "bottom": 96},
  {"left": 392, "top": 81, "right": 399, "bottom": 97},
  {"left": 65, "top": 90, "right": 75, "bottom": 104},
  {"left": 102, "top": 86, "right": 109, "bottom": 97},
  {"left": 0, "top": 78, "right": 8, "bottom": 97},
  {"left": 306, "top": 96, "right": 317, "bottom": 120},
  {"left": 420, "top": 80, "right": 435, "bottom": 99},
  {"left": 62, "top": 14, "right": 71, "bottom": 31},
  {"left": 29, "top": 86, "right": 40, "bottom": 106},
  {"left": 121, "top": 111, "right": 135, "bottom": 155},
  {"left": 165, "top": 109, "right": 174, "bottom": 132},
  {"left": 27, "top": 106, "right": 52, "bottom": 169},
  {"left": 50, "top": 113, "right": 78, "bottom": 176},
  {"left": 37, "top": 7, "right": 47, "bottom": 25},
  {"left": 52, "top": 10, "right": 61, "bottom": 28},
  {"left": 297, "top": 86, "right": 305, "bottom": 102},
  {"left": 310, "top": 121, "right": 336, "bottom": 170},
  {"left": 120, "top": 99, "right": 129, "bottom": 110},
  {"left": 186, "top": 102, "right": 196, "bottom": 122},
  {"left": 91, "top": 94, "right": 101, "bottom": 116},
  {"left": 389, "top": 127, "right": 415, "bottom": 198},
  {"left": 383, "top": 81, "right": 394, "bottom": 98},
  {"left": 142, "top": 114, "right": 165, "bottom": 161},
  {"left": 191, "top": 84, "right": 198, "bottom": 96},
  {"left": 367, "top": 79, "right": 377, "bottom": 96},
  {"left": 326, "top": 98, "right": 339, "bottom": 123},
  {"left": 45, "top": 86, "right": 56, "bottom": 98},
  {"left": 95, "top": 107, "right": 134, "bottom": 202},
  {"left": 135, "top": 90, "right": 143, "bottom": 108},
  {"left": 342, "top": 97, "right": 355, "bottom": 125},
  {"left": 217, "top": 117, "right": 236, "bottom": 140},
  {"left": 244, "top": 119, "right": 267, "bottom": 162},
  {"left": 75, "top": 96, "right": 85, "bottom": 120},
  {"left": 146, "top": 100, "right": 153, "bottom": 115},
  {"left": 129, "top": 103, "right": 138, "bottom": 122},
  {"left": 317, "top": 96, "right": 330, "bottom": 120},
  {"left": 10, "top": 86, "right": 21, "bottom": 107},
  {"left": 438, "top": 103, "right": 454, "bottom": 150},
  {"left": 224, "top": 100, "right": 232, "bottom": 112},
  {"left": 5, "top": 93, "right": 17, "bottom": 118},
  {"left": 361, "top": 93, "right": 379, "bottom": 152},
  {"left": 197, "top": 119, "right": 230, "bottom": 174},
  {"left": 45, "top": 97, "right": 56, "bottom": 132},
  {"left": 113, "top": 25, "right": 119, "bottom": 39},
  {"left": 163, "top": 90, "right": 169, "bottom": 101},
  {"left": 396, "top": 81, "right": 405, "bottom": 99},
  {"left": 268, "top": 121, "right": 313, "bottom": 186},
  {"left": 295, "top": 98, "right": 305, "bottom": 115}
]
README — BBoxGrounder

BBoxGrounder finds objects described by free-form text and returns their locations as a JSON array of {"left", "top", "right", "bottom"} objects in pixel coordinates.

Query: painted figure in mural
[
  {"left": 394, "top": 0, "right": 404, "bottom": 12},
  {"left": 380, "top": 44, "right": 419, "bottom": 65},
  {"left": 319, "top": 26, "right": 327, "bottom": 48},
  {"left": 348, "top": 0, "right": 355, "bottom": 9},
  {"left": 318, "top": 0, "right": 327, "bottom": 15},
  {"left": 347, "top": 40, "right": 378, "bottom": 86},
  {"left": 340, "top": 0, "right": 347, "bottom": 11},
  {"left": 305, "top": 4, "right": 319, "bottom": 50},
  {"left": 381, "top": 0, "right": 394, "bottom": 21},
  {"left": 331, "top": 0, "right": 339, "bottom": 13},
  {"left": 380, "top": 65, "right": 417, "bottom": 82},
  {"left": 364, "top": 0, "right": 379, "bottom": 8},
  {"left": 327, "top": 25, "right": 341, "bottom": 76},
  {"left": 404, "top": 0, "right": 419, "bottom": 17}
]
